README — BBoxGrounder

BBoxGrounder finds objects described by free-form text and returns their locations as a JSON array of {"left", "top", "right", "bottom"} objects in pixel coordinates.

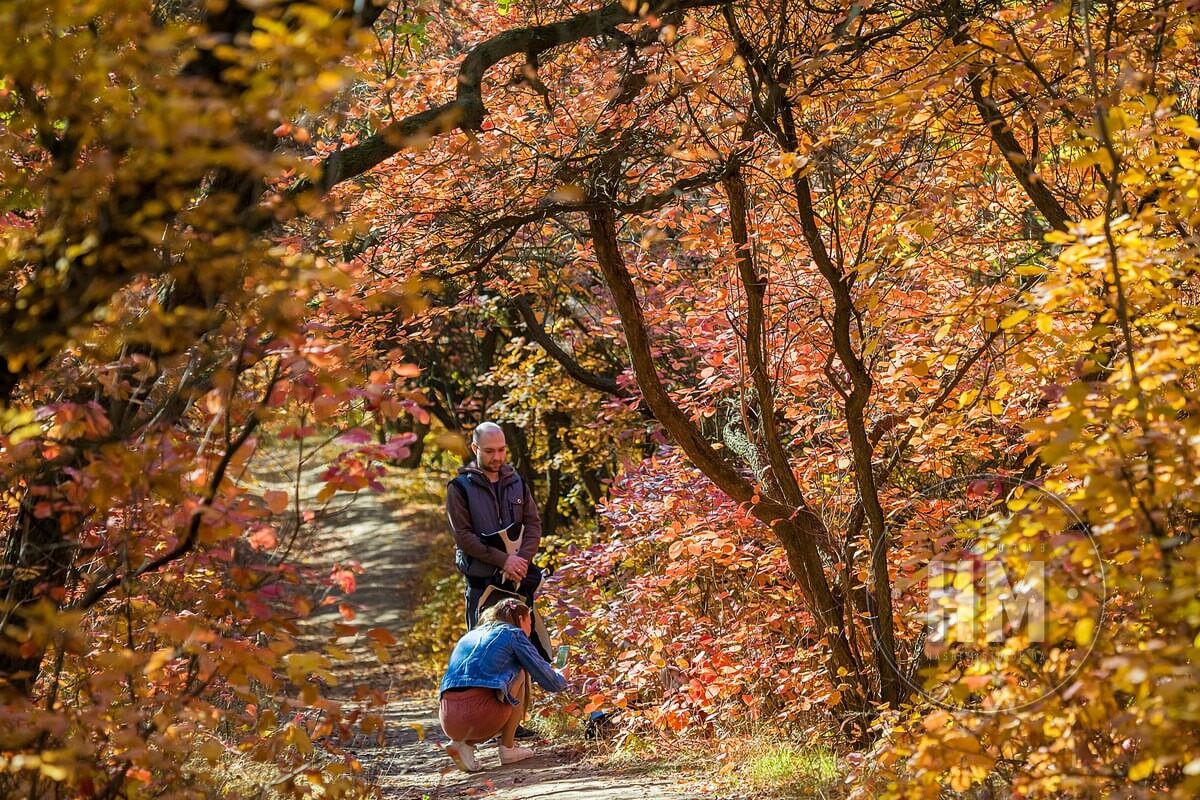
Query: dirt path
[{"left": 292, "top": 465, "right": 708, "bottom": 800}]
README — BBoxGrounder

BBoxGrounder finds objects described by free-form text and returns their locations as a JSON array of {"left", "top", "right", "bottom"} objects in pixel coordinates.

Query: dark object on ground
[
  {"left": 492, "top": 724, "right": 537, "bottom": 743},
  {"left": 584, "top": 709, "right": 620, "bottom": 740}
]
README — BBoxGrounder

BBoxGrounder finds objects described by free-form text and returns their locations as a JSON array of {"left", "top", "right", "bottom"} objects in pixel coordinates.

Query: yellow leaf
[
  {"left": 283, "top": 652, "right": 335, "bottom": 684},
  {"left": 1074, "top": 618, "right": 1095, "bottom": 646},
  {"left": 1044, "top": 229, "right": 1074, "bottom": 244},
  {"left": 406, "top": 722, "right": 426, "bottom": 741},
  {"left": 1001, "top": 309, "right": 1030, "bottom": 330},
  {"left": 949, "top": 768, "right": 973, "bottom": 791},
  {"left": 324, "top": 645, "right": 353, "bottom": 662},
  {"left": 923, "top": 710, "right": 951, "bottom": 731},
  {"left": 285, "top": 723, "right": 314, "bottom": 755},
  {"left": 1172, "top": 114, "right": 1200, "bottom": 139},
  {"left": 1128, "top": 757, "right": 1155, "bottom": 782},
  {"left": 199, "top": 739, "right": 223, "bottom": 765},
  {"left": 2, "top": 408, "right": 42, "bottom": 445},
  {"left": 315, "top": 70, "right": 343, "bottom": 92},
  {"left": 370, "top": 642, "right": 393, "bottom": 664},
  {"left": 1105, "top": 106, "right": 1129, "bottom": 133},
  {"left": 143, "top": 647, "right": 175, "bottom": 676},
  {"left": 38, "top": 763, "right": 69, "bottom": 782}
]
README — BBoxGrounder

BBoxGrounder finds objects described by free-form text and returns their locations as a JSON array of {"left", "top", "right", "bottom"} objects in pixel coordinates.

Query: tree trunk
[
  {"left": 0, "top": 491, "right": 73, "bottom": 699},
  {"left": 587, "top": 204, "right": 870, "bottom": 707},
  {"left": 541, "top": 411, "right": 570, "bottom": 543}
]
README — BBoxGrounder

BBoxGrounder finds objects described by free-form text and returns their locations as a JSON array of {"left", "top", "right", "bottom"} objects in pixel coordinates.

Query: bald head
[
  {"left": 471, "top": 422, "right": 507, "bottom": 476},
  {"left": 472, "top": 422, "right": 504, "bottom": 445}
]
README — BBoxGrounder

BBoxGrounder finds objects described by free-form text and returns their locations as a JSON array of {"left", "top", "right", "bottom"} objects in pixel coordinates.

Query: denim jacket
[{"left": 439, "top": 623, "right": 568, "bottom": 705}]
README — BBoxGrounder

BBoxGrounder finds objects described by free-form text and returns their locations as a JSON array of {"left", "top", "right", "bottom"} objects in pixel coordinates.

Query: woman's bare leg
[{"left": 499, "top": 671, "right": 527, "bottom": 748}]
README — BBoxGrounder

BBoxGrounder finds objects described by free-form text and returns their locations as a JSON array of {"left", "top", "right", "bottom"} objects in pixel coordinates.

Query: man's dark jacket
[{"left": 446, "top": 463, "right": 541, "bottom": 576}]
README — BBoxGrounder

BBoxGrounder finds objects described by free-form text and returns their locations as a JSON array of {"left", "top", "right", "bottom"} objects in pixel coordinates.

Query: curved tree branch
[
  {"left": 943, "top": 0, "right": 1072, "bottom": 232},
  {"left": 511, "top": 294, "right": 628, "bottom": 399},
  {"left": 723, "top": 166, "right": 834, "bottom": 554},
  {"left": 586, "top": 202, "right": 865, "bottom": 698},
  {"left": 312, "top": 0, "right": 726, "bottom": 193}
]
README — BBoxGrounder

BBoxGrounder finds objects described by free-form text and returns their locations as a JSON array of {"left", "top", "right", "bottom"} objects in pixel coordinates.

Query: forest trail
[{"left": 288, "top": 460, "right": 707, "bottom": 800}]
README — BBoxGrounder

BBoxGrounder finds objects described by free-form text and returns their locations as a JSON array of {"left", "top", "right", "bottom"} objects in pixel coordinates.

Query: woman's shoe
[
  {"left": 498, "top": 744, "right": 535, "bottom": 765},
  {"left": 446, "top": 741, "right": 481, "bottom": 772}
]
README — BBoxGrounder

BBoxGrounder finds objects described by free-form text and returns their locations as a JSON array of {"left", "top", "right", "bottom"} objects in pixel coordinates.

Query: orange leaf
[{"left": 264, "top": 490, "right": 289, "bottom": 515}]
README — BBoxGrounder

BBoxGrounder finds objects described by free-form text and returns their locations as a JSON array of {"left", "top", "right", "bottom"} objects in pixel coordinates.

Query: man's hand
[{"left": 502, "top": 555, "right": 528, "bottom": 584}]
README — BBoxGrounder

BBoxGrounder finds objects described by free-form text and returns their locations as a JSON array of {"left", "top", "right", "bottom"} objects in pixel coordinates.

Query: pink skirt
[{"left": 439, "top": 687, "right": 516, "bottom": 744}]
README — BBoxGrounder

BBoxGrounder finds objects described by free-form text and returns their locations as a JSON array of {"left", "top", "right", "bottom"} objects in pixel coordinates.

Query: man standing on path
[{"left": 445, "top": 422, "right": 544, "bottom": 635}]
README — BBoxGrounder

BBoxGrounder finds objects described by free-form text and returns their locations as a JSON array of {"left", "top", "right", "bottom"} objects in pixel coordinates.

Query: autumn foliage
[
  {"left": 4, "top": 0, "right": 1200, "bottom": 797},
  {"left": 1, "top": 0, "right": 419, "bottom": 796}
]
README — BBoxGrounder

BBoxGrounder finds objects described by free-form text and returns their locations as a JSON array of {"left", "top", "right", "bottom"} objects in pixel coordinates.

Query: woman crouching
[{"left": 438, "top": 598, "right": 568, "bottom": 772}]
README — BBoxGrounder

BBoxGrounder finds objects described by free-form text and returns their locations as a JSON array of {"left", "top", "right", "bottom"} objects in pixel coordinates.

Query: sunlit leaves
[{"left": 0, "top": 1, "right": 410, "bottom": 797}]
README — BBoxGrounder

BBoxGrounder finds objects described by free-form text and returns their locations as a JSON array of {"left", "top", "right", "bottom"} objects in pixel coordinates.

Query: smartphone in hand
[{"left": 554, "top": 644, "right": 569, "bottom": 669}]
